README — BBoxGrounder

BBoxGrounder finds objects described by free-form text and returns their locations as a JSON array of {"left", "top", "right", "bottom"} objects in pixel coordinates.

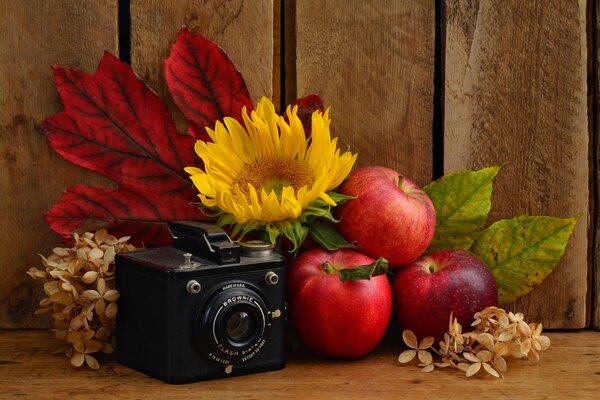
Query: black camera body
[{"left": 116, "top": 222, "right": 286, "bottom": 383}]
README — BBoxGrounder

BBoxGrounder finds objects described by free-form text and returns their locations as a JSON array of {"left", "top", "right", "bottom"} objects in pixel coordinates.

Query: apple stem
[
  {"left": 398, "top": 175, "right": 405, "bottom": 189},
  {"left": 322, "top": 261, "right": 337, "bottom": 275}
]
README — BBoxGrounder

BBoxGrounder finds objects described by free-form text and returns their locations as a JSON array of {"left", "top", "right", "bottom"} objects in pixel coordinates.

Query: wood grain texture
[
  {"left": 130, "top": 0, "right": 274, "bottom": 134},
  {"left": 0, "top": 1, "right": 118, "bottom": 329},
  {"left": 1, "top": 330, "right": 600, "bottom": 399},
  {"left": 445, "top": 0, "right": 589, "bottom": 328},
  {"left": 595, "top": 0, "right": 600, "bottom": 330},
  {"left": 295, "top": 1, "right": 435, "bottom": 187}
]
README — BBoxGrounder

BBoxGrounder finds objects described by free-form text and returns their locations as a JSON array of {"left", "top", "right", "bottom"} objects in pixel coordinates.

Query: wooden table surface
[{"left": 1, "top": 330, "right": 599, "bottom": 399}]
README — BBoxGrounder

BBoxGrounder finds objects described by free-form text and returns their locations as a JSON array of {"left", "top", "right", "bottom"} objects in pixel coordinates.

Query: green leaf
[
  {"left": 470, "top": 215, "right": 580, "bottom": 303},
  {"left": 308, "top": 220, "right": 356, "bottom": 251},
  {"left": 323, "top": 257, "right": 389, "bottom": 283},
  {"left": 424, "top": 165, "right": 503, "bottom": 252}
]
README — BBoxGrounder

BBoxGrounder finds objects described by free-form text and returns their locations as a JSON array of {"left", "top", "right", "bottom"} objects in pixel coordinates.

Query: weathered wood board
[
  {"left": 444, "top": 0, "right": 589, "bottom": 328},
  {"left": 295, "top": 1, "right": 435, "bottom": 187},
  {"left": 595, "top": 0, "right": 600, "bottom": 330},
  {"left": 130, "top": 0, "right": 274, "bottom": 133},
  {"left": 0, "top": 1, "right": 118, "bottom": 328}
]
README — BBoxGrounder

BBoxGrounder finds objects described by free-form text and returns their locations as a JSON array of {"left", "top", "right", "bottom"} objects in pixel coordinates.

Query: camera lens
[{"left": 225, "top": 309, "right": 257, "bottom": 343}]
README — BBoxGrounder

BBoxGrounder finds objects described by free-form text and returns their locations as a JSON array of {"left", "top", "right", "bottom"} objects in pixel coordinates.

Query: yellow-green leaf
[
  {"left": 470, "top": 215, "right": 579, "bottom": 303},
  {"left": 424, "top": 165, "right": 502, "bottom": 252}
]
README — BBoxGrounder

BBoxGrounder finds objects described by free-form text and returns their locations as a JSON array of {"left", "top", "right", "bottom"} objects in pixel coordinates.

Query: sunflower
[{"left": 185, "top": 97, "right": 357, "bottom": 250}]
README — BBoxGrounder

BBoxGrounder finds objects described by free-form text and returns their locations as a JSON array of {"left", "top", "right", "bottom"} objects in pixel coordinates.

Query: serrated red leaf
[
  {"left": 45, "top": 186, "right": 201, "bottom": 246},
  {"left": 41, "top": 52, "right": 197, "bottom": 195},
  {"left": 165, "top": 27, "right": 253, "bottom": 134},
  {"left": 40, "top": 51, "right": 210, "bottom": 246}
]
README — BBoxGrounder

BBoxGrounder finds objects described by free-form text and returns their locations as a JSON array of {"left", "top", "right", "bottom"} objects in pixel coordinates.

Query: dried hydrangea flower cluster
[
  {"left": 27, "top": 230, "right": 139, "bottom": 369},
  {"left": 398, "top": 306, "right": 551, "bottom": 378}
]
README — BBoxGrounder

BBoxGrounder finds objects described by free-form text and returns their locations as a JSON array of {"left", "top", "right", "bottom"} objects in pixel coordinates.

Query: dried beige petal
[
  {"left": 118, "top": 235, "right": 132, "bottom": 243},
  {"left": 85, "top": 354, "right": 100, "bottom": 370},
  {"left": 456, "top": 363, "right": 470, "bottom": 372},
  {"left": 476, "top": 333, "right": 495, "bottom": 351},
  {"left": 104, "top": 246, "right": 116, "bottom": 264},
  {"left": 529, "top": 349, "right": 540, "bottom": 363},
  {"left": 434, "top": 362, "right": 451, "bottom": 368},
  {"left": 402, "top": 330, "right": 418, "bottom": 349},
  {"left": 517, "top": 321, "right": 531, "bottom": 336},
  {"left": 463, "top": 352, "right": 479, "bottom": 363},
  {"left": 76, "top": 248, "right": 88, "bottom": 261},
  {"left": 497, "top": 331, "right": 514, "bottom": 342},
  {"left": 86, "top": 339, "right": 102, "bottom": 353},
  {"left": 102, "top": 342, "right": 114, "bottom": 354},
  {"left": 103, "top": 289, "right": 119, "bottom": 302},
  {"left": 105, "top": 302, "right": 118, "bottom": 318},
  {"left": 466, "top": 362, "right": 481, "bottom": 377},
  {"left": 83, "top": 290, "right": 101, "bottom": 301},
  {"left": 520, "top": 339, "right": 532, "bottom": 355},
  {"left": 421, "top": 364, "right": 434, "bottom": 373},
  {"left": 53, "top": 247, "right": 70, "bottom": 257},
  {"left": 96, "top": 327, "right": 110, "bottom": 341},
  {"left": 95, "top": 229, "right": 108, "bottom": 245},
  {"left": 494, "top": 354, "right": 507, "bottom": 372},
  {"left": 418, "top": 350, "right": 433, "bottom": 365},
  {"left": 71, "top": 352, "right": 85, "bottom": 367},
  {"left": 95, "top": 298, "right": 106, "bottom": 315},
  {"left": 89, "top": 247, "right": 104, "bottom": 260},
  {"left": 476, "top": 350, "right": 493, "bottom": 363},
  {"left": 482, "top": 362, "right": 500, "bottom": 378},
  {"left": 70, "top": 315, "right": 83, "bottom": 330},
  {"left": 82, "top": 271, "right": 98, "bottom": 284},
  {"left": 97, "top": 278, "right": 106, "bottom": 295},
  {"left": 398, "top": 349, "right": 417, "bottom": 363},
  {"left": 538, "top": 336, "right": 551, "bottom": 351},
  {"left": 418, "top": 336, "right": 435, "bottom": 350}
]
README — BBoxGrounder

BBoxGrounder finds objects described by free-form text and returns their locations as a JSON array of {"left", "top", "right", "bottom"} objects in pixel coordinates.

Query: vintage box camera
[{"left": 116, "top": 222, "right": 286, "bottom": 383}]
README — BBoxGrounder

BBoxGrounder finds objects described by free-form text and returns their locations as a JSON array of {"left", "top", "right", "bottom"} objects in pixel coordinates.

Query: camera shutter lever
[{"left": 271, "top": 309, "right": 282, "bottom": 319}]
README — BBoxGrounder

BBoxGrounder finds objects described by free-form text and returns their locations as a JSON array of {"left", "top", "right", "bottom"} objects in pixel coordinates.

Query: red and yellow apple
[{"left": 337, "top": 166, "right": 436, "bottom": 269}]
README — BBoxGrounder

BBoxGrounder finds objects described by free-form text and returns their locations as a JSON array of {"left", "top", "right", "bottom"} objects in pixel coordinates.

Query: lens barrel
[{"left": 198, "top": 285, "right": 270, "bottom": 365}]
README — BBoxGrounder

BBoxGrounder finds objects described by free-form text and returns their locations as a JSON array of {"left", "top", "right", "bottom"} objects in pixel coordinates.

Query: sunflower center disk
[{"left": 235, "top": 159, "right": 314, "bottom": 199}]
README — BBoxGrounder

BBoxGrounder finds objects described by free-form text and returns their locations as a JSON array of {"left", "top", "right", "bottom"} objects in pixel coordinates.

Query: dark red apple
[
  {"left": 287, "top": 248, "right": 392, "bottom": 359},
  {"left": 337, "top": 166, "right": 436, "bottom": 269},
  {"left": 392, "top": 249, "right": 498, "bottom": 341}
]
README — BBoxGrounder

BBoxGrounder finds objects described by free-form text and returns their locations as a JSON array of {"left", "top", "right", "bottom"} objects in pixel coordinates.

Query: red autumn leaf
[
  {"left": 45, "top": 186, "right": 200, "bottom": 246},
  {"left": 165, "top": 27, "right": 253, "bottom": 136},
  {"left": 40, "top": 51, "right": 207, "bottom": 246},
  {"left": 42, "top": 52, "right": 197, "bottom": 195}
]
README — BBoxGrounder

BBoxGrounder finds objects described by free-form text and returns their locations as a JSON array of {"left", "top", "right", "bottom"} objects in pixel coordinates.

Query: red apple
[
  {"left": 337, "top": 166, "right": 436, "bottom": 269},
  {"left": 287, "top": 248, "right": 392, "bottom": 358},
  {"left": 392, "top": 249, "right": 498, "bottom": 341}
]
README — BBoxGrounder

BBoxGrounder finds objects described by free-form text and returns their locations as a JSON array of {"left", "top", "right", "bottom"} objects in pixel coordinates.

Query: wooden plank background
[
  {"left": 0, "top": 0, "right": 118, "bottom": 328},
  {"left": 130, "top": 0, "right": 273, "bottom": 133},
  {"left": 595, "top": 0, "right": 600, "bottom": 330},
  {"left": 444, "top": 0, "right": 589, "bottom": 328},
  {"left": 0, "top": 0, "right": 598, "bottom": 329},
  {"left": 295, "top": 0, "right": 435, "bottom": 187}
]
